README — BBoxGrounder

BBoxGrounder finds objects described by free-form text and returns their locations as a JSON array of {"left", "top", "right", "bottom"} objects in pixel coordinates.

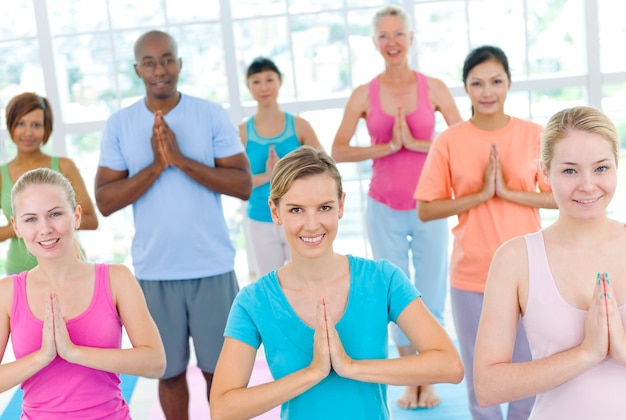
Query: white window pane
[
  {"left": 0, "top": 0, "right": 36, "bottom": 38},
  {"left": 598, "top": 0, "right": 626, "bottom": 73},
  {"left": 166, "top": 0, "right": 220, "bottom": 23},
  {"left": 169, "top": 24, "right": 229, "bottom": 104},
  {"left": 108, "top": 0, "right": 165, "bottom": 29},
  {"left": 233, "top": 17, "right": 293, "bottom": 103},
  {"left": 414, "top": 2, "right": 467, "bottom": 86},
  {"left": 53, "top": 34, "right": 118, "bottom": 123},
  {"left": 347, "top": 0, "right": 401, "bottom": 7},
  {"left": 230, "top": 0, "right": 286, "bottom": 19},
  {"left": 288, "top": 0, "right": 340, "bottom": 14},
  {"left": 291, "top": 12, "right": 351, "bottom": 99},
  {"left": 527, "top": 0, "right": 585, "bottom": 77},
  {"left": 113, "top": 30, "right": 150, "bottom": 106},
  {"left": 347, "top": 10, "right": 383, "bottom": 87},
  {"left": 530, "top": 87, "right": 585, "bottom": 122},
  {"left": 467, "top": 0, "right": 527, "bottom": 79},
  {"left": 49, "top": 0, "right": 109, "bottom": 35},
  {"left": 0, "top": 40, "right": 45, "bottom": 109}
]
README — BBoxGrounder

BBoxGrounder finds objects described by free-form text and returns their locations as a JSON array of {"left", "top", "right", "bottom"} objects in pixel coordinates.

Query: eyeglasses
[{"left": 138, "top": 57, "right": 179, "bottom": 71}]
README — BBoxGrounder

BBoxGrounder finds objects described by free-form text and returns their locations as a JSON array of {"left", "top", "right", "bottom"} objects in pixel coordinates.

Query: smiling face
[
  {"left": 11, "top": 109, "right": 45, "bottom": 152},
  {"left": 545, "top": 130, "right": 617, "bottom": 221},
  {"left": 134, "top": 32, "right": 182, "bottom": 101},
  {"left": 464, "top": 59, "right": 511, "bottom": 117},
  {"left": 373, "top": 14, "right": 413, "bottom": 65},
  {"left": 12, "top": 183, "right": 81, "bottom": 261},
  {"left": 270, "top": 174, "right": 345, "bottom": 261},
  {"left": 247, "top": 70, "right": 282, "bottom": 105}
]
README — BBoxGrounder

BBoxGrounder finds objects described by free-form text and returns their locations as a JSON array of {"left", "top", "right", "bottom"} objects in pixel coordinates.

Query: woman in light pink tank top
[
  {"left": 475, "top": 106, "right": 626, "bottom": 419},
  {"left": 0, "top": 168, "right": 166, "bottom": 419}
]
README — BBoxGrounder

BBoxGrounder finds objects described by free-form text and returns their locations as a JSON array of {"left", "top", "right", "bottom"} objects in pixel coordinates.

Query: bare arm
[
  {"left": 474, "top": 238, "right": 606, "bottom": 406},
  {"left": 0, "top": 276, "right": 56, "bottom": 393},
  {"left": 331, "top": 85, "right": 396, "bottom": 162},
  {"left": 53, "top": 265, "right": 166, "bottom": 378},
  {"left": 58, "top": 158, "right": 98, "bottom": 230},
  {"left": 493, "top": 145, "right": 557, "bottom": 209},
  {"left": 94, "top": 164, "right": 164, "bottom": 217},
  {"left": 294, "top": 116, "right": 322, "bottom": 149},
  {"left": 159, "top": 115, "right": 252, "bottom": 200},
  {"left": 327, "top": 298, "right": 464, "bottom": 386},
  {"left": 210, "top": 303, "right": 331, "bottom": 420}
]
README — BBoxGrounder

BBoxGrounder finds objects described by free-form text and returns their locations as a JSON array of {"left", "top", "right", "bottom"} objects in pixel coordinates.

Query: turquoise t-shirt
[{"left": 224, "top": 255, "right": 421, "bottom": 419}]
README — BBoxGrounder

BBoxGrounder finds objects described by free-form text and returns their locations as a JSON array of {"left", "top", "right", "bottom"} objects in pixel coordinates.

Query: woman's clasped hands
[
  {"left": 40, "top": 293, "right": 76, "bottom": 365},
  {"left": 582, "top": 273, "right": 626, "bottom": 365},
  {"left": 309, "top": 299, "right": 353, "bottom": 380}
]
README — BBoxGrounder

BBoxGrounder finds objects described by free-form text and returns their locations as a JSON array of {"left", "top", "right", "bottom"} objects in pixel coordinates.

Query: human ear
[
  {"left": 74, "top": 205, "right": 82, "bottom": 230},
  {"left": 10, "top": 216, "right": 21, "bottom": 238},
  {"left": 269, "top": 199, "right": 281, "bottom": 225},
  {"left": 338, "top": 193, "right": 346, "bottom": 219}
]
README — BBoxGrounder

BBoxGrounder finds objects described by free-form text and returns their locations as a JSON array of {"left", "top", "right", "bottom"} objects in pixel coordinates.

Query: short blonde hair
[
  {"left": 270, "top": 146, "right": 343, "bottom": 206},
  {"left": 372, "top": 5, "right": 411, "bottom": 33},
  {"left": 541, "top": 106, "right": 619, "bottom": 170}
]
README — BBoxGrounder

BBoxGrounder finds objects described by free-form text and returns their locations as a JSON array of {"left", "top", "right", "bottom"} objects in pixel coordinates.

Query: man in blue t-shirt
[{"left": 95, "top": 30, "right": 252, "bottom": 419}]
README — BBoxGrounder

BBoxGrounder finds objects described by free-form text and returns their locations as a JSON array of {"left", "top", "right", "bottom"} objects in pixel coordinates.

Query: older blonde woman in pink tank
[{"left": 332, "top": 5, "right": 461, "bottom": 410}]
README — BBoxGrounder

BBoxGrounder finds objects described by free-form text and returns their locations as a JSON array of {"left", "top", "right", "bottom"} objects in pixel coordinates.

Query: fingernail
[
  {"left": 600, "top": 293, "right": 603, "bottom": 299},
  {"left": 598, "top": 272, "right": 601, "bottom": 285},
  {"left": 607, "top": 294, "right": 611, "bottom": 300},
  {"left": 605, "top": 273, "right": 610, "bottom": 285}
]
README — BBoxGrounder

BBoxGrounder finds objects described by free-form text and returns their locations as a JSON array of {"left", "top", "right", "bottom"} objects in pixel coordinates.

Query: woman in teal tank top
[
  {"left": 0, "top": 93, "right": 99, "bottom": 274},
  {"left": 240, "top": 57, "right": 322, "bottom": 279}
]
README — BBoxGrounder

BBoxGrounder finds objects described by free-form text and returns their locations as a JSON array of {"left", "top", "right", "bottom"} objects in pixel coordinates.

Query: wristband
[{"left": 389, "top": 142, "right": 397, "bottom": 153}]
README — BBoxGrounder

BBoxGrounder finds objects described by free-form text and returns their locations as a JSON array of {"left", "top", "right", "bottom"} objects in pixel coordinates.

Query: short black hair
[
  {"left": 462, "top": 45, "right": 510, "bottom": 85},
  {"left": 246, "top": 57, "right": 282, "bottom": 80}
]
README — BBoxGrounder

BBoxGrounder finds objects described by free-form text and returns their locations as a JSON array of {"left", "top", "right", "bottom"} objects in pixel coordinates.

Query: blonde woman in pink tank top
[{"left": 0, "top": 168, "right": 165, "bottom": 419}]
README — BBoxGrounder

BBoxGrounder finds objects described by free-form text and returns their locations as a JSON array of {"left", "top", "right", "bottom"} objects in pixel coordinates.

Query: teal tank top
[
  {"left": 245, "top": 113, "right": 301, "bottom": 222},
  {"left": 1, "top": 157, "right": 60, "bottom": 273}
]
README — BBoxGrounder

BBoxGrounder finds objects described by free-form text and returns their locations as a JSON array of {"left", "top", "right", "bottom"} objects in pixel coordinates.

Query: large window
[{"left": 0, "top": 0, "right": 624, "bottom": 273}]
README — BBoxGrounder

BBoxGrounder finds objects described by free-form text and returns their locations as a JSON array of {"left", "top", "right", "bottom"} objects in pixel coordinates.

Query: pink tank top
[
  {"left": 366, "top": 71, "right": 435, "bottom": 210},
  {"left": 523, "top": 231, "right": 626, "bottom": 419},
  {"left": 11, "top": 264, "right": 130, "bottom": 419}
]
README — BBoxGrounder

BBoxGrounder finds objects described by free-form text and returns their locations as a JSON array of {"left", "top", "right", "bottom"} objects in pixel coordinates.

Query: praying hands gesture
[
  {"left": 309, "top": 299, "right": 352, "bottom": 379},
  {"left": 582, "top": 273, "right": 626, "bottom": 364},
  {"left": 151, "top": 110, "right": 184, "bottom": 169},
  {"left": 391, "top": 107, "right": 433, "bottom": 154},
  {"left": 39, "top": 293, "right": 76, "bottom": 364}
]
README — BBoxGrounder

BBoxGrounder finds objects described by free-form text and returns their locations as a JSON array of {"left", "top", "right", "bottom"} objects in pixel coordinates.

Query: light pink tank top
[
  {"left": 523, "top": 231, "right": 626, "bottom": 419},
  {"left": 11, "top": 264, "right": 130, "bottom": 419},
  {"left": 366, "top": 72, "right": 435, "bottom": 210}
]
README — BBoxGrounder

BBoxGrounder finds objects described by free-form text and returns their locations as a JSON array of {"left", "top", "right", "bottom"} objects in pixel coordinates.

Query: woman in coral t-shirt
[{"left": 415, "top": 45, "right": 556, "bottom": 420}]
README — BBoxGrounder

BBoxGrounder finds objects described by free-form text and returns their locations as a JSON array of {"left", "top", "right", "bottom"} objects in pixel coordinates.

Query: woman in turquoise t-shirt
[
  {"left": 0, "top": 92, "right": 98, "bottom": 274},
  {"left": 210, "top": 146, "right": 463, "bottom": 420},
  {"left": 240, "top": 57, "right": 321, "bottom": 278}
]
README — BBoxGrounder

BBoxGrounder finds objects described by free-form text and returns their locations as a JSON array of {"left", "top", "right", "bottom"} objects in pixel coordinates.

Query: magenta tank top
[
  {"left": 365, "top": 71, "right": 435, "bottom": 210},
  {"left": 523, "top": 231, "right": 626, "bottom": 419},
  {"left": 11, "top": 264, "right": 130, "bottom": 419}
]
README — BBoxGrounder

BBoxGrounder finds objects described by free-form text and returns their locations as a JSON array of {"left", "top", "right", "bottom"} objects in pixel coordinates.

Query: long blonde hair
[{"left": 12, "top": 168, "right": 85, "bottom": 260}]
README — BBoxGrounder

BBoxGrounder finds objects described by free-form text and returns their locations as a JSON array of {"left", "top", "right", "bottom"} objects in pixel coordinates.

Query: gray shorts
[{"left": 138, "top": 271, "right": 239, "bottom": 379}]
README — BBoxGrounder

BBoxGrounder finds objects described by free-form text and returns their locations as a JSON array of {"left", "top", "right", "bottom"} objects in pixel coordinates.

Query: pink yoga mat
[{"left": 150, "top": 359, "right": 279, "bottom": 419}]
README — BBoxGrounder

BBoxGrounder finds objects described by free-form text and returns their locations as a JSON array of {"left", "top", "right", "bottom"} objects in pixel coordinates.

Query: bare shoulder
[
  {"left": 493, "top": 235, "right": 529, "bottom": 265},
  {"left": 106, "top": 264, "right": 137, "bottom": 289},
  {"left": 0, "top": 275, "right": 14, "bottom": 314},
  {"left": 58, "top": 156, "right": 79, "bottom": 172}
]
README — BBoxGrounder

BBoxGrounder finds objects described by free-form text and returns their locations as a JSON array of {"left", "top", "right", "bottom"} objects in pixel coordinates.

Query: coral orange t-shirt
[{"left": 415, "top": 118, "right": 550, "bottom": 293}]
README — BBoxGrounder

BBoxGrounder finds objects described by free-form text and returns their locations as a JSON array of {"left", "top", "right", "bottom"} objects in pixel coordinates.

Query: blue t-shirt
[
  {"left": 245, "top": 113, "right": 301, "bottom": 222},
  {"left": 224, "top": 255, "right": 420, "bottom": 419},
  {"left": 98, "top": 94, "right": 244, "bottom": 280}
]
